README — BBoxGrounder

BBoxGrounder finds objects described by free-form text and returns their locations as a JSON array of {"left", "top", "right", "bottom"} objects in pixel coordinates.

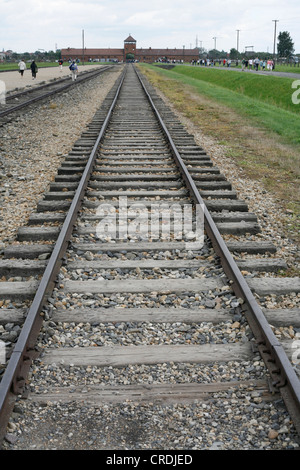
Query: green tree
[
  {"left": 208, "top": 49, "right": 227, "bottom": 59},
  {"left": 277, "top": 31, "right": 294, "bottom": 57},
  {"left": 229, "top": 48, "right": 240, "bottom": 59}
]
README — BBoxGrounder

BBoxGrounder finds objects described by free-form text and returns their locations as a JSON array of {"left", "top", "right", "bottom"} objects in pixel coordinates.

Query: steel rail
[
  {"left": 0, "top": 67, "right": 126, "bottom": 444},
  {"left": 134, "top": 65, "right": 300, "bottom": 435},
  {"left": 0, "top": 66, "right": 112, "bottom": 119}
]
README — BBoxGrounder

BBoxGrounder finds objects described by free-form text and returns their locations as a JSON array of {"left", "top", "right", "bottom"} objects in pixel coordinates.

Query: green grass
[
  {"left": 210, "top": 62, "right": 300, "bottom": 73},
  {"left": 0, "top": 62, "right": 107, "bottom": 71},
  {"left": 145, "top": 64, "right": 300, "bottom": 145},
  {"left": 0, "top": 62, "right": 63, "bottom": 71},
  {"left": 138, "top": 63, "right": 300, "bottom": 243},
  {"left": 262, "top": 63, "right": 300, "bottom": 73},
  {"left": 161, "top": 65, "right": 299, "bottom": 113}
]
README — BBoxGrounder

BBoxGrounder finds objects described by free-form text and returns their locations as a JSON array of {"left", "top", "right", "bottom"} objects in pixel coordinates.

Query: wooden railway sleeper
[
  {"left": 135, "top": 64, "right": 300, "bottom": 435},
  {"left": 0, "top": 68, "right": 127, "bottom": 444}
]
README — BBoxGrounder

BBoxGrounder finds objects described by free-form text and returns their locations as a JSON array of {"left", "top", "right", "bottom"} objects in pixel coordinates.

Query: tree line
[
  {"left": 202, "top": 31, "right": 297, "bottom": 61},
  {"left": 3, "top": 31, "right": 297, "bottom": 63},
  {"left": 5, "top": 50, "right": 61, "bottom": 62}
]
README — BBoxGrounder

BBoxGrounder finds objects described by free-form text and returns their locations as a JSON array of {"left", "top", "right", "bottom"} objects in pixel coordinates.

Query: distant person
[
  {"left": 58, "top": 59, "right": 63, "bottom": 71},
  {"left": 243, "top": 58, "right": 249, "bottom": 70},
  {"left": 18, "top": 59, "right": 26, "bottom": 77},
  {"left": 69, "top": 60, "right": 78, "bottom": 81},
  {"left": 30, "top": 60, "right": 38, "bottom": 80}
]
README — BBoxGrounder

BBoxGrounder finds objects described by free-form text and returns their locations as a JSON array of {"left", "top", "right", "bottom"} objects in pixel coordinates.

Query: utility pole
[
  {"left": 82, "top": 29, "right": 85, "bottom": 65},
  {"left": 272, "top": 20, "right": 278, "bottom": 60},
  {"left": 236, "top": 30, "right": 240, "bottom": 52}
]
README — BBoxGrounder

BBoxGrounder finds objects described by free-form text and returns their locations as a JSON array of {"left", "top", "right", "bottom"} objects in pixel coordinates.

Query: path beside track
[{"left": 1, "top": 65, "right": 107, "bottom": 93}]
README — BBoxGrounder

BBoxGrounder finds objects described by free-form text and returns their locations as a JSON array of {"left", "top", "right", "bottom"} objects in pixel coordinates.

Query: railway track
[
  {"left": 0, "top": 65, "right": 112, "bottom": 126},
  {"left": 0, "top": 64, "right": 299, "bottom": 449}
]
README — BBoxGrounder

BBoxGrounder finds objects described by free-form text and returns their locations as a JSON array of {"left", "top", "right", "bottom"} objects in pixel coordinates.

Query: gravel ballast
[
  {"left": 0, "top": 66, "right": 122, "bottom": 246},
  {"left": 1, "top": 67, "right": 300, "bottom": 450}
]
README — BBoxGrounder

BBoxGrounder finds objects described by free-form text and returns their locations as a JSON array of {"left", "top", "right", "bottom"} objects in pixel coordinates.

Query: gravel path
[
  {"left": 1, "top": 64, "right": 105, "bottom": 93},
  {"left": 1, "top": 66, "right": 300, "bottom": 450},
  {"left": 5, "top": 396, "right": 298, "bottom": 450}
]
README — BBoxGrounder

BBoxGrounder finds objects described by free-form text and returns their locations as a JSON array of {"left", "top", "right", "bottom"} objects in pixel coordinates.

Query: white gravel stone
[
  {"left": 0, "top": 67, "right": 122, "bottom": 245},
  {"left": 2, "top": 68, "right": 300, "bottom": 451}
]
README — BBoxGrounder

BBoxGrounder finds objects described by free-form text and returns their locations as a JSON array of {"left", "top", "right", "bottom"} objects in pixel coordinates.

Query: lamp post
[
  {"left": 82, "top": 29, "right": 85, "bottom": 66},
  {"left": 236, "top": 30, "right": 240, "bottom": 52},
  {"left": 272, "top": 20, "right": 278, "bottom": 62}
]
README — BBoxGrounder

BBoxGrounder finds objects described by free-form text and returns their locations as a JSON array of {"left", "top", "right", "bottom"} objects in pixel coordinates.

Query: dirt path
[{"left": 0, "top": 64, "right": 105, "bottom": 93}]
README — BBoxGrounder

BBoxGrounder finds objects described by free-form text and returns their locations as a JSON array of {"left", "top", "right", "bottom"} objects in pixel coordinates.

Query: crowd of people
[
  {"left": 189, "top": 57, "right": 275, "bottom": 71},
  {"left": 17, "top": 58, "right": 80, "bottom": 81},
  {"left": 17, "top": 59, "right": 38, "bottom": 79},
  {"left": 241, "top": 57, "right": 275, "bottom": 71},
  {"left": 16, "top": 55, "right": 277, "bottom": 81}
]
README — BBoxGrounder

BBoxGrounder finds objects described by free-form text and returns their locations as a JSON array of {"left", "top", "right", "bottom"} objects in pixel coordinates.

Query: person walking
[
  {"left": 30, "top": 60, "right": 38, "bottom": 80},
  {"left": 18, "top": 59, "right": 26, "bottom": 77},
  {"left": 69, "top": 60, "right": 78, "bottom": 81},
  {"left": 58, "top": 58, "right": 63, "bottom": 71}
]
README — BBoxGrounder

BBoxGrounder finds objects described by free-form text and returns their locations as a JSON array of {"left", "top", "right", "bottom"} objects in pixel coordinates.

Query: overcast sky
[{"left": 1, "top": 0, "right": 300, "bottom": 54}]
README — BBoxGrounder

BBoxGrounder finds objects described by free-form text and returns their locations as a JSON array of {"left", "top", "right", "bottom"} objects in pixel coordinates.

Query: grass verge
[
  {"left": 170, "top": 65, "right": 300, "bottom": 115},
  {"left": 0, "top": 62, "right": 61, "bottom": 71},
  {"left": 137, "top": 63, "right": 300, "bottom": 243}
]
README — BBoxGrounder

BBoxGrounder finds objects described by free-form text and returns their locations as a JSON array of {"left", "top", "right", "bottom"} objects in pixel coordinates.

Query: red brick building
[{"left": 61, "top": 35, "right": 199, "bottom": 63}]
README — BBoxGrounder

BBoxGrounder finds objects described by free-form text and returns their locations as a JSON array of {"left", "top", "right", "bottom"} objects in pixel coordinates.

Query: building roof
[
  {"left": 61, "top": 44, "right": 199, "bottom": 59},
  {"left": 124, "top": 35, "right": 136, "bottom": 43},
  {"left": 61, "top": 48, "right": 123, "bottom": 56}
]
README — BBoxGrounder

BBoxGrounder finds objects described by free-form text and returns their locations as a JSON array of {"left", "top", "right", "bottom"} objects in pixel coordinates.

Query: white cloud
[
  {"left": 124, "top": 11, "right": 168, "bottom": 28},
  {"left": 1, "top": 0, "right": 300, "bottom": 53}
]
